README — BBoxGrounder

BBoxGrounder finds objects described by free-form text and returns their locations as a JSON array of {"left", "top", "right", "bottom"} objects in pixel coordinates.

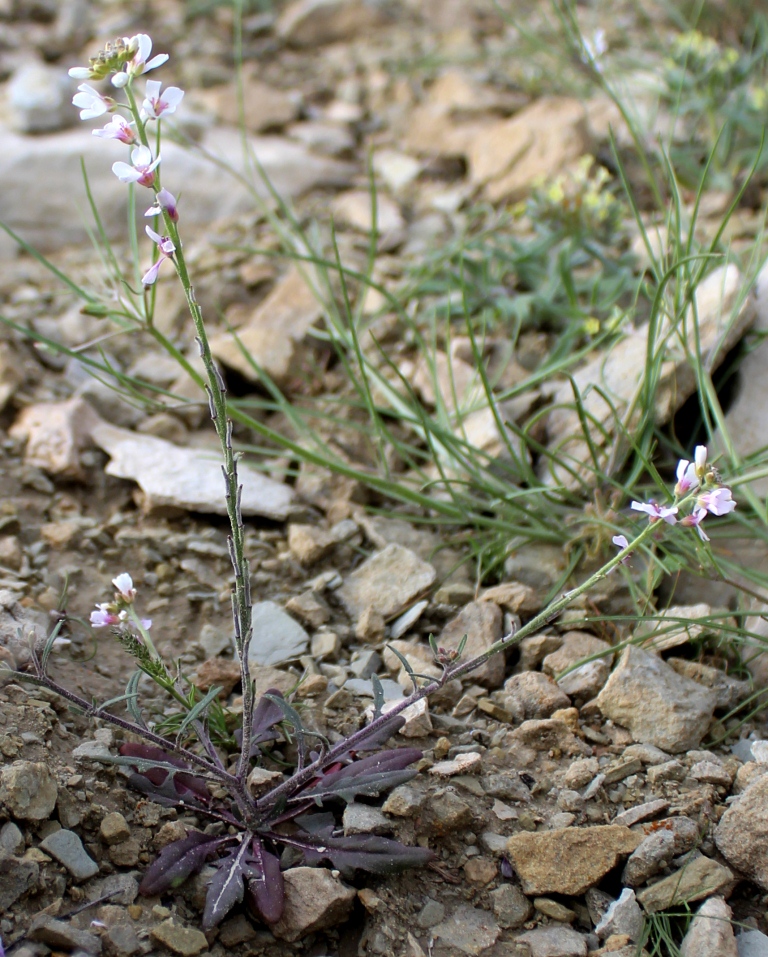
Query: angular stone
[
  {"left": 210, "top": 267, "right": 322, "bottom": 386},
  {"left": 503, "top": 671, "right": 570, "bottom": 718},
  {"left": 623, "top": 830, "right": 676, "bottom": 887},
  {"left": 27, "top": 915, "right": 101, "bottom": 955},
  {"left": 92, "top": 423, "right": 294, "bottom": 519},
  {"left": 506, "top": 825, "right": 641, "bottom": 896},
  {"left": 39, "top": 828, "right": 99, "bottom": 880},
  {"left": 637, "top": 854, "right": 733, "bottom": 913},
  {"left": 518, "top": 926, "right": 588, "bottom": 957},
  {"left": 737, "top": 930, "right": 768, "bottom": 957},
  {"left": 489, "top": 883, "right": 533, "bottom": 929},
  {"left": 543, "top": 264, "right": 755, "bottom": 489},
  {"left": 150, "top": 919, "right": 208, "bottom": 956},
  {"left": 542, "top": 630, "right": 613, "bottom": 701},
  {"left": 332, "top": 189, "right": 405, "bottom": 236},
  {"left": 195, "top": 657, "right": 242, "bottom": 697},
  {"left": 10, "top": 397, "right": 101, "bottom": 480},
  {"left": 466, "top": 97, "right": 590, "bottom": 203},
  {"left": 342, "top": 802, "right": 391, "bottom": 835},
  {"left": 336, "top": 543, "right": 436, "bottom": 621},
  {"left": 432, "top": 903, "right": 500, "bottom": 955},
  {"left": 715, "top": 774, "right": 768, "bottom": 889},
  {"left": 382, "top": 784, "right": 424, "bottom": 817},
  {"left": 270, "top": 866, "right": 356, "bottom": 941},
  {"left": 438, "top": 600, "right": 504, "bottom": 688},
  {"left": 595, "top": 889, "right": 643, "bottom": 942},
  {"left": 100, "top": 811, "right": 130, "bottom": 846},
  {"left": 595, "top": 645, "right": 717, "bottom": 753},
  {"left": 479, "top": 581, "right": 539, "bottom": 614},
  {"left": 205, "top": 77, "right": 299, "bottom": 132},
  {"left": 288, "top": 523, "right": 337, "bottom": 565},
  {"left": 680, "top": 896, "right": 737, "bottom": 957},
  {"left": 8, "top": 62, "right": 73, "bottom": 134},
  {"left": 0, "top": 760, "right": 57, "bottom": 821},
  {"left": 247, "top": 601, "right": 309, "bottom": 667},
  {"left": 667, "top": 657, "right": 750, "bottom": 711}
]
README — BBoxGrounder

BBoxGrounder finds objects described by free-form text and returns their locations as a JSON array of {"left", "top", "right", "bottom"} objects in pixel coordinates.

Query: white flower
[
  {"left": 113, "top": 573, "right": 136, "bottom": 601},
  {"left": 612, "top": 534, "right": 629, "bottom": 549},
  {"left": 111, "top": 33, "right": 169, "bottom": 88},
  {"left": 145, "top": 188, "right": 179, "bottom": 222},
  {"left": 630, "top": 501, "right": 678, "bottom": 524},
  {"left": 694, "top": 444, "right": 708, "bottom": 473},
  {"left": 141, "top": 80, "right": 184, "bottom": 120},
  {"left": 674, "top": 457, "right": 699, "bottom": 496},
  {"left": 112, "top": 145, "right": 161, "bottom": 187},
  {"left": 697, "top": 487, "right": 736, "bottom": 516},
  {"left": 72, "top": 83, "right": 114, "bottom": 120},
  {"left": 92, "top": 115, "right": 136, "bottom": 144},
  {"left": 142, "top": 226, "right": 176, "bottom": 286}
]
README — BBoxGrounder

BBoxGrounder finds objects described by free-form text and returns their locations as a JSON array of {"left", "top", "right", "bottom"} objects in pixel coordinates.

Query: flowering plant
[{"left": 0, "top": 31, "right": 742, "bottom": 937}]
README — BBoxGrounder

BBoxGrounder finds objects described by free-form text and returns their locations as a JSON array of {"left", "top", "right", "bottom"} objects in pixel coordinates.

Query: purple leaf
[
  {"left": 139, "top": 830, "right": 229, "bottom": 895},
  {"left": 301, "top": 831, "right": 435, "bottom": 876},
  {"left": 335, "top": 714, "right": 406, "bottom": 759},
  {"left": 202, "top": 838, "right": 250, "bottom": 929},
  {"left": 234, "top": 689, "right": 285, "bottom": 756},
  {"left": 119, "top": 743, "right": 211, "bottom": 804},
  {"left": 244, "top": 839, "right": 284, "bottom": 924},
  {"left": 296, "top": 748, "right": 422, "bottom": 804}
]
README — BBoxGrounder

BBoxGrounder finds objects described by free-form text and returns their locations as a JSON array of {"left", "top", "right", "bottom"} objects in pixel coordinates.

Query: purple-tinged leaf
[
  {"left": 139, "top": 831, "right": 230, "bottom": 895},
  {"left": 335, "top": 715, "right": 406, "bottom": 759},
  {"left": 293, "top": 812, "right": 336, "bottom": 834},
  {"left": 244, "top": 839, "right": 284, "bottom": 924},
  {"left": 301, "top": 831, "right": 435, "bottom": 877},
  {"left": 119, "top": 743, "right": 211, "bottom": 803},
  {"left": 296, "top": 748, "right": 422, "bottom": 804},
  {"left": 202, "top": 838, "right": 250, "bottom": 929},
  {"left": 235, "top": 689, "right": 285, "bottom": 756}
]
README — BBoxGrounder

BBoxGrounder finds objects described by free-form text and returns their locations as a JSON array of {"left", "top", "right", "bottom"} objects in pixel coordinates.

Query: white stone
[
  {"left": 91, "top": 423, "right": 294, "bottom": 520},
  {"left": 247, "top": 601, "right": 309, "bottom": 667}
]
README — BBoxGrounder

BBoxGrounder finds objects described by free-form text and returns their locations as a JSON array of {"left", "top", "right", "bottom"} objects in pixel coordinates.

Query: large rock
[
  {"left": 503, "top": 671, "right": 570, "bottom": 718},
  {"left": 10, "top": 397, "right": 101, "bottom": 480},
  {"left": 0, "top": 761, "right": 58, "bottom": 821},
  {"left": 203, "top": 77, "right": 299, "bottom": 132},
  {"left": 466, "top": 97, "right": 591, "bottom": 203},
  {"left": 39, "top": 829, "right": 99, "bottom": 880},
  {"left": 595, "top": 645, "right": 717, "bottom": 753},
  {"left": 91, "top": 423, "right": 294, "bottom": 520},
  {"left": 542, "top": 264, "right": 755, "bottom": 489},
  {"left": 715, "top": 774, "right": 768, "bottom": 889},
  {"left": 209, "top": 267, "right": 322, "bottom": 386},
  {"left": 336, "top": 543, "right": 436, "bottom": 621},
  {"left": 270, "top": 866, "right": 356, "bottom": 941},
  {"left": 518, "top": 926, "right": 588, "bottom": 957},
  {"left": 505, "top": 825, "right": 640, "bottom": 896},
  {"left": 438, "top": 601, "right": 504, "bottom": 687},
  {"left": 542, "top": 629, "right": 613, "bottom": 701},
  {"left": 680, "top": 897, "right": 737, "bottom": 957},
  {"left": 432, "top": 903, "right": 501, "bottom": 955},
  {"left": 0, "top": 123, "right": 352, "bottom": 256}
]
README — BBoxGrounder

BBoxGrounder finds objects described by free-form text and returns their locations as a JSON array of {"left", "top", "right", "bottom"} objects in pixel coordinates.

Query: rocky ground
[{"left": 2, "top": 0, "right": 768, "bottom": 956}]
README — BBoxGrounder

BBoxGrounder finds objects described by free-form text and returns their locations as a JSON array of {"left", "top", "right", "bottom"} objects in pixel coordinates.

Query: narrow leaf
[
  {"left": 140, "top": 831, "right": 228, "bottom": 895},
  {"left": 386, "top": 645, "right": 419, "bottom": 685},
  {"left": 40, "top": 620, "right": 64, "bottom": 673},
  {"left": 302, "top": 832, "right": 435, "bottom": 876},
  {"left": 202, "top": 838, "right": 249, "bottom": 929},
  {"left": 175, "top": 685, "right": 223, "bottom": 738},
  {"left": 371, "top": 674, "right": 385, "bottom": 720},
  {"left": 244, "top": 839, "right": 284, "bottom": 924}
]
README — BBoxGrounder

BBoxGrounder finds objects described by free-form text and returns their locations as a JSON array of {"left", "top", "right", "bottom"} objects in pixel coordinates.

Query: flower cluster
[
  {"left": 629, "top": 445, "right": 735, "bottom": 543},
  {"left": 90, "top": 573, "right": 152, "bottom": 631},
  {"left": 68, "top": 34, "right": 183, "bottom": 288}
]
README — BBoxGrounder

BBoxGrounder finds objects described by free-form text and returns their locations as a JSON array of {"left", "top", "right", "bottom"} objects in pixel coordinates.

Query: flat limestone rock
[
  {"left": 91, "top": 423, "right": 294, "bottom": 520},
  {"left": 209, "top": 267, "right": 322, "bottom": 385},
  {"left": 596, "top": 645, "right": 717, "bottom": 753},
  {"left": 506, "top": 825, "right": 641, "bottom": 896},
  {"left": 637, "top": 855, "right": 733, "bottom": 913},
  {"left": 336, "top": 542, "right": 436, "bottom": 620},
  {"left": 466, "top": 96, "right": 590, "bottom": 203},
  {"left": 542, "top": 264, "right": 755, "bottom": 489},
  {"left": 247, "top": 601, "right": 309, "bottom": 667}
]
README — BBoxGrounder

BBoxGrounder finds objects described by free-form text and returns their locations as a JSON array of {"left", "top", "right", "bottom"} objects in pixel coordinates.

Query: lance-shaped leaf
[
  {"left": 244, "top": 838, "right": 284, "bottom": 924},
  {"left": 202, "top": 838, "right": 250, "bottom": 929},
  {"left": 334, "top": 713, "right": 406, "bottom": 759},
  {"left": 119, "top": 743, "right": 211, "bottom": 803},
  {"left": 140, "top": 830, "right": 230, "bottom": 895},
  {"left": 295, "top": 748, "right": 422, "bottom": 804},
  {"left": 235, "top": 689, "right": 285, "bottom": 757},
  {"left": 175, "top": 684, "right": 223, "bottom": 738},
  {"left": 301, "top": 831, "right": 435, "bottom": 876}
]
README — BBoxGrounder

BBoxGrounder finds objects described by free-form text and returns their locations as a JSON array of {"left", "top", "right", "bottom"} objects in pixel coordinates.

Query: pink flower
[
  {"left": 111, "top": 34, "right": 169, "bottom": 88},
  {"left": 612, "top": 534, "right": 629, "bottom": 549},
  {"left": 112, "top": 145, "right": 161, "bottom": 188},
  {"left": 140, "top": 618, "right": 153, "bottom": 631},
  {"left": 72, "top": 83, "right": 114, "bottom": 120},
  {"left": 142, "top": 226, "right": 176, "bottom": 286},
  {"left": 141, "top": 80, "right": 184, "bottom": 120},
  {"left": 681, "top": 507, "right": 710, "bottom": 542},
  {"left": 93, "top": 115, "right": 136, "bottom": 143},
  {"left": 697, "top": 486, "right": 736, "bottom": 516},
  {"left": 90, "top": 604, "right": 119, "bottom": 628},
  {"left": 674, "top": 458, "right": 699, "bottom": 496},
  {"left": 112, "top": 573, "right": 136, "bottom": 601},
  {"left": 145, "top": 188, "right": 179, "bottom": 222},
  {"left": 630, "top": 501, "right": 678, "bottom": 524}
]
